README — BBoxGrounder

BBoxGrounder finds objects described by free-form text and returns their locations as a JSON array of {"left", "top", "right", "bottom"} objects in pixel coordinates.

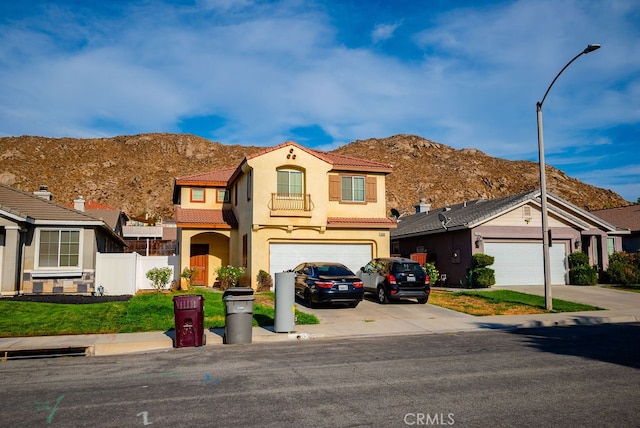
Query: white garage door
[
  {"left": 269, "top": 243, "right": 372, "bottom": 275},
  {"left": 483, "top": 242, "right": 567, "bottom": 286}
]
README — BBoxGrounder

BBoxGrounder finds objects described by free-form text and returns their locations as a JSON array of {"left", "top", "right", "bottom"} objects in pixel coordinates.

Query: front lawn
[
  {"left": 429, "top": 289, "right": 603, "bottom": 316},
  {"left": 0, "top": 289, "right": 319, "bottom": 338}
]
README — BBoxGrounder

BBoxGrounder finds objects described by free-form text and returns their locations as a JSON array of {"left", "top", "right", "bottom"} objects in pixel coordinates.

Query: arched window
[{"left": 277, "top": 169, "right": 304, "bottom": 196}]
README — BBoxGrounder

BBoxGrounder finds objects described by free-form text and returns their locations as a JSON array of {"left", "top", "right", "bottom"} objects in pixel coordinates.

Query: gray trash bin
[
  {"left": 223, "top": 287, "right": 255, "bottom": 344},
  {"left": 274, "top": 272, "right": 296, "bottom": 333}
]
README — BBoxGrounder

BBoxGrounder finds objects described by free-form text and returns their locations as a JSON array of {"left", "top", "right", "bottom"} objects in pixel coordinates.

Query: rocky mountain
[{"left": 0, "top": 133, "right": 628, "bottom": 220}]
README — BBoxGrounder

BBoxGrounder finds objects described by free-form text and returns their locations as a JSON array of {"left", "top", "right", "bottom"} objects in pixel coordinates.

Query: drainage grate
[{"left": 1, "top": 347, "right": 88, "bottom": 361}]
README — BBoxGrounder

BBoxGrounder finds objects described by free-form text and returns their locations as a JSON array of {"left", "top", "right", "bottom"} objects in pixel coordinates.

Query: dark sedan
[{"left": 292, "top": 262, "right": 364, "bottom": 308}]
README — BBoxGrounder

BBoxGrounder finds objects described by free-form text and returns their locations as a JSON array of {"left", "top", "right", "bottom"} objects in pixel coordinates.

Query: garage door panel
[
  {"left": 269, "top": 243, "right": 372, "bottom": 276},
  {"left": 483, "top": 242, "right": 566, "bottom": 286}
]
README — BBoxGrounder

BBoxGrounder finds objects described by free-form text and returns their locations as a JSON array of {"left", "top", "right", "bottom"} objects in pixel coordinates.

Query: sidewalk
[{"left": 2, "top": 285, "right": 639, "bottom": 358}]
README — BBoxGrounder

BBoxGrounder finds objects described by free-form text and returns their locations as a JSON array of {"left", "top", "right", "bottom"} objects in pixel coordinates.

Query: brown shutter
[
  {"left": 366, "top": 176, "right": 377, "bottom": 202},
  {"left": 329, "top": 175, "right": 340, "bottom": 201}
]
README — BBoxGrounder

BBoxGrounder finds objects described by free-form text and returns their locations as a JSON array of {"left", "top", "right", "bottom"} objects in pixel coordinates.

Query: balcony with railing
[{"left": 269, "top": 193, "right": 313, "bottom": 217}]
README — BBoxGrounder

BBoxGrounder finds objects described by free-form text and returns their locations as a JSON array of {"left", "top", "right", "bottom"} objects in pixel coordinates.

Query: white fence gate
[{"left": 95, "top": 253, "right": 179, "bottom": 295}]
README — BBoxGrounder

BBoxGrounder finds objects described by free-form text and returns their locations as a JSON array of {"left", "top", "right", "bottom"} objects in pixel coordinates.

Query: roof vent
[{"left": 415, "top": 198, "right": 431, "bottom": 214}]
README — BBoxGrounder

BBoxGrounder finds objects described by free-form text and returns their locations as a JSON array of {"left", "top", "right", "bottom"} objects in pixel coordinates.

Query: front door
[{"left": 190, "top": 244, "right": 209, "bottom": 286}]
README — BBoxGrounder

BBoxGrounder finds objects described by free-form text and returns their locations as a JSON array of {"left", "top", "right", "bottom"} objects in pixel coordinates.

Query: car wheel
[
  {"left": 377, "top": 286, "right": 388, "bottom": 304},
  {"left": 304, "top": 289, "right": 315, "bottom": 308},
  {"left": 417, "top": 297, "right": 428, "bottom": 304}
]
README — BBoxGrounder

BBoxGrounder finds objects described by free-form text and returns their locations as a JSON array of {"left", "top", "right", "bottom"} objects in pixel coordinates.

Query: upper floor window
[
  {"left": 329, "top": 174, "right": 377, "bottom": 203},
  {"left": 341, "top": 176, "right": 365, "bottom": 202},
  {"left": 277, "top": 169, "right": 303, "bottom": 196},
  {"left": 217, "top": 189, "right": 229, "bottom": 203},
  {"left": 191, "top": 188, "right": 205, "bottom": 203},
  {"left": 38, "top": 229, "right": 80, "bottom": 268}
]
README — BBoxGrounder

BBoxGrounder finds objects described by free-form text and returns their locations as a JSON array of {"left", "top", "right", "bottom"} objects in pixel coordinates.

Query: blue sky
[{"left": 1, "top": 0, "right": 638, "bottom": 202}]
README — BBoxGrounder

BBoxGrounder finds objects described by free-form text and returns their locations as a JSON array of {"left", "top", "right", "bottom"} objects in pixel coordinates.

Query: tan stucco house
[
  {"left": 0, "top": 184, "right": 126, "bottom": 296},
  {"left": 173, "top": 141, "right": 396, "bottom": 289},
  {"left": 391, "top": 191, "right": 628, "bottom": 287}
]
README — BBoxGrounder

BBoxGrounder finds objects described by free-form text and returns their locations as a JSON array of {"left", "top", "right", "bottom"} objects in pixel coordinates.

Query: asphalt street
[{"left": 1, "top": 323, "right": 638, "bottom": 427}]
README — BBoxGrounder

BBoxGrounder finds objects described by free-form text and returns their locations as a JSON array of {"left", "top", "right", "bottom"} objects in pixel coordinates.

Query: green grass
[
  {"left": 458, "top": 290, "right": 602, "bottom": 313},
  {"left": 0, "top": 289, "right": 319, "bottom": 338}
]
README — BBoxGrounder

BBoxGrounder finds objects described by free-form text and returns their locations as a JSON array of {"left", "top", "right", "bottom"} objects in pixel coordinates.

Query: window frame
[
  {"left": 216, "top": 188, "right": 230, "bottom": 203},
  {"left": 277, "top": 168, "right": 304, "bottom": 197},
  {"left": 341, "top": 175, "right": 366, "bottom": 202},
  {"left": 190, "top": 187, "right": 206, "bottom": 203},
  {"left": 36, "top": 228, "right": 82, "bottom": 270}
]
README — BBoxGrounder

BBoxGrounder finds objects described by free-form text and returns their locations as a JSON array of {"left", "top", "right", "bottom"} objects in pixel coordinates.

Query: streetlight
[{"left": 536, "top": 44, "right": 601, "bottom": 311}]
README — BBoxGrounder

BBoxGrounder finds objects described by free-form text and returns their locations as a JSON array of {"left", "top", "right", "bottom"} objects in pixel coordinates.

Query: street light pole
[{"left": 536, "top": 44, "right": 601, "bottom": 311}]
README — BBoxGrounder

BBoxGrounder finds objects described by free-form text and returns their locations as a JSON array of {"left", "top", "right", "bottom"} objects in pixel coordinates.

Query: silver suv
[{"left": 357, "top": 257, "right": 430, "bottom": 304}]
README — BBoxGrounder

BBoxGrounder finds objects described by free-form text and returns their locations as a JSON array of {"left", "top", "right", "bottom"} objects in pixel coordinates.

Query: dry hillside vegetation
[{"left": 0, "top": 133, "right": 627, "bottom": 219}]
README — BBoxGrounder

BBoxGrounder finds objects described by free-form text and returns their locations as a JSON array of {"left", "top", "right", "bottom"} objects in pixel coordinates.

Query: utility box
[
  {"left": 223, "top": 287, "right": 255, "bottom": 344},
  {"left": 274, "top": 272, "right": 296, "bottom": 333},
  {"left": 173, "top": 294, "right": 205, "bottom": 348}
]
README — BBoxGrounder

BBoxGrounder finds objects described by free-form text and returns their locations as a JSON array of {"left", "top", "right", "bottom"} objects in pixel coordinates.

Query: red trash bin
[{"left": 173, "top": 295, "right": 205, "bottom": 347}]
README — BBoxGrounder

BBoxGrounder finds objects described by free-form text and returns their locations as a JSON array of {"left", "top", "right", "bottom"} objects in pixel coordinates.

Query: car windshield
[
  {"left": 391, "top": 263, "right": 423, "bottom": 275},
  {"left": 316, "top": 265, "right": 353, "bottom": 276}
]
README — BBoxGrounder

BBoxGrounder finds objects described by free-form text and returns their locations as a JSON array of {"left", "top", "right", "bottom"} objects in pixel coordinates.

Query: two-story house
[{"left": 173, "top": 141, "right": 396, "bottom": 289}]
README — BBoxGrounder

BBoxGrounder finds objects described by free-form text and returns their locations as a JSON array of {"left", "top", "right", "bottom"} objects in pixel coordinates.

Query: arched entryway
[{"left": 188, "top": 232, "right": 230, "bottom": 287}]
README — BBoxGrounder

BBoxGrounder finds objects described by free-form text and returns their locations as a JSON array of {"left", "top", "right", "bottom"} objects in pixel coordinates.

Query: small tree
[
  {"left": 470, "top": 253, "right": 495, "bottom": 288},
  {"left": 146, "top": 267, "right": 173, "bottom": 293},
  {"left": 180, "top": 266, "right": 198, "bottom": 290},
  {"left": 216, "top": 265, "right": 245, "bottom": 291},
  {"left": 256, "top": 270, "right": 273, "bottom": 292}
]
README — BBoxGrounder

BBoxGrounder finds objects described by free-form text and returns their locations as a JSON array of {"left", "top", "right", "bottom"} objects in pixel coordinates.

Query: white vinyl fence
[{"left": 95, "top": 253, "right": 179, "bottom": 296}]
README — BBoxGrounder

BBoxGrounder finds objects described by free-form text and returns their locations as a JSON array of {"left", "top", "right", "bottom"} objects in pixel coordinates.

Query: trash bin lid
[
  {"left": 173, "top": 294, "right": 204, "bottom": 309},
  {"left": 222, "top": 287, "right": 254, "bottom": 298}
]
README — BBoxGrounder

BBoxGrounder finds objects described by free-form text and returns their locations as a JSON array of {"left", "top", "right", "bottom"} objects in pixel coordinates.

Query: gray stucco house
[
  {"left": 391, "top": 190, "right": 628, "bottom": 287},
  {"left": 0, "top": 184, "right": 126, "bottom": 296}
]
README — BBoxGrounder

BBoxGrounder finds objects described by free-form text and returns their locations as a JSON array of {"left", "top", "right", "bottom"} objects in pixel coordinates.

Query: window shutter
[
  {"left": 365, "top": 176, "right": 377, "bottom": 202},
  {"left": 329, "top": 175, "right": 340, "bottom": 201}
]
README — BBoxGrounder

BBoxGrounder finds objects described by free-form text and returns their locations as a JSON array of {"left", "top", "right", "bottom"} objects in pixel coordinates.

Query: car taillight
[
  {"left": 353, "top": 281, "right": 363, "bottom": 288},
  {"left": 425, "top": 275, "right": 430, "bottom": 285},
  {"left": 314, "top": 281, "right": 333, "bottom": 289},
  {"left": 386, "top": 274, "right": 397, "bottom": 285}
]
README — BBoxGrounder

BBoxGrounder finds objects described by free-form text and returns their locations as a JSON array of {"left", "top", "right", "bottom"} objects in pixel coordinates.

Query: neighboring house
[
  {"left": 391, "top": 190, "right": 628, "bottom": 287},
  {"left": 122, "top": 218, "right": 177, "bottom": 256},
  {"left": 591, "top": 205, "right": 640, "bottom": 254},
  {"left": 66, "top": 196, "right": 129, "bottom": 238},
  {"left": 0, "top": 184, "right": 126, "bottom": 296},
  {"left": 173, "top": 141, "right": 396, "bottom": 289}
]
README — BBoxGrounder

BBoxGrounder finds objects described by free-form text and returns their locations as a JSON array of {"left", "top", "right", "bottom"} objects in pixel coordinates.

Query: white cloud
[{"left": 371, "top": 22, "right": 400, "bottom": 44}]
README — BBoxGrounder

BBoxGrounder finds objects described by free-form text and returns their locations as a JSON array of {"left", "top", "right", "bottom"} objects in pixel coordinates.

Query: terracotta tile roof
[
  {"left": 245, "top": 141, "right": 392, "bottom": 173},
  {"left": 327, "top": 217, "right": 397, "bottom": 228},
  {"left": 174, "top": 207, "right": 237, "bottom": 228},
  {"left": 175, "top": 167, "right": 236, "bottom": 186},
  {"left": 591, "top": 205, "right": 640, "bottom": 232}
]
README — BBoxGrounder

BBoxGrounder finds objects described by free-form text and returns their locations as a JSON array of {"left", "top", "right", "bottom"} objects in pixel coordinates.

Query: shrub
[
  {"left": 568, "top": 251, "right": 590, "bottom": 268},
  {"left": 472, "top": 267, "right": 496, "bottom": 288},
  {"left": 145, "top": 267, "right": 173, "bottom": 292},
  {"left": 472, "top": 253, "right": 495, "bottom": 269},
  {"left": 180, "top": 266, "right": 198, "bottom": 290},
  {"left": 422, "top": 262, "right": 439, "bottom": 285},
  {"left": 569, "top": 264, "right": 598, "bottom": 285},
  {"left": 216, "top": 265, "right": 245, "bottom": 291},
  {"left": 256, "top": 270, "right": 273, "bottom": 292},
  {"left": 607, "top": 258, "right": 640, "bottom": 285},
  {"left": 567, "top": 251, "right": 598, "bottom": 285},
  {"left": 469, "top": 254, "right": 495, "bottom": 288}
]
